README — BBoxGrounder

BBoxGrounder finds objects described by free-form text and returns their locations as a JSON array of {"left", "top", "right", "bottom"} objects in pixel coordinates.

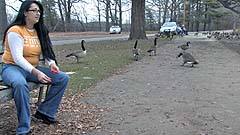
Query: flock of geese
[
  {"left": 131, "top": 37, "right": 198, "bottom": 67},
  {"left": 65, "top": 37, "right": 198, "bottom": 67},
  {"left": 131, "top": 37, "right": 158, "bottom": 61},
  {"left": 201, "top": 31, "right": 240, "bottom": 40}
]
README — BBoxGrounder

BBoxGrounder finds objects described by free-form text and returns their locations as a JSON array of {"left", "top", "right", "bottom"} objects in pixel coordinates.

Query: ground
[
  {"left": 1, "top": 33, "right": 240, "bottom": 135},
  {"left": 81, "top": 35, "right": 240, "bottom": 135}
]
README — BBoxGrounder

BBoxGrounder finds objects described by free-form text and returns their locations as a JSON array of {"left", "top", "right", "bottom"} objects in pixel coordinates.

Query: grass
[{"left": 53, "top": 38, "right": 160, "bottom": 96}]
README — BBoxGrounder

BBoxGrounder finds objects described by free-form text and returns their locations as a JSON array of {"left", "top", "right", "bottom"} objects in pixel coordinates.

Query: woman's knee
[
  {"left": 49, "top": 72, "right": 70, "bottom": 86},
  {"left": 57, "top": 72, "right": 70, "bottom": 84}
]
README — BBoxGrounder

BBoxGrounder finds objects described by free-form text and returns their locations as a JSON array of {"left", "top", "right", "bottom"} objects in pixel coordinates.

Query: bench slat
[{"left": 0, "top": 82, "right": 41, "bottom": 103}]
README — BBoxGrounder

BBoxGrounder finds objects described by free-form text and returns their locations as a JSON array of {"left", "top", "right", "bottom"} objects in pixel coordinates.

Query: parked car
[
  {"left": 109, "top": 25, "right": 121, "bottom": 34},
  {"left": 160, "top": 22, "right": 178, "bottom": 35}
]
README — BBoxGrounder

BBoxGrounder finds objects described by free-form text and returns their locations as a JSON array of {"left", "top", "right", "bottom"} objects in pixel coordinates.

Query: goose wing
[
  {"left": 178, "top": 44, "right": 188, "bottom": 50},
  {"left": 182, "top": 52, "right": 196, "bottom": 63},
  {"left": 147, "top": 45, "right": 156, "bottom": 52},
  {"left": 66, "top": 50, "right": 86, "bottom": 57},
  {"left": 132, "top": 48, "right": 139, "bottom": 56}
]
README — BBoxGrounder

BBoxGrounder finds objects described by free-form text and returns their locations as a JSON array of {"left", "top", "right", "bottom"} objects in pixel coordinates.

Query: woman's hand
[
  {"left": 50, "top": 63, "right": 59, "bottom": 74},
  {"left": 37, "top": 71, "right": 52, "bottom": 83},
  {"left": 32, "top": 68, "right": 52, "bottom": 83}
]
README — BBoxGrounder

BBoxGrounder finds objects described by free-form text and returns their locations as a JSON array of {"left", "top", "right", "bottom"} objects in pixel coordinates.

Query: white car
[
  {"left": 109, "top": 26, "right": 121, "bottom": 34},
  {"left": 160, "top": 22, "right": 178, "bottom": 35}
]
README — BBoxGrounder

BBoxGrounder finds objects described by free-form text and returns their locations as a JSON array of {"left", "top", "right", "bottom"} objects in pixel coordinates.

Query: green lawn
[{"left": 53, "top": 38, "right": 161, "bottom": 96}]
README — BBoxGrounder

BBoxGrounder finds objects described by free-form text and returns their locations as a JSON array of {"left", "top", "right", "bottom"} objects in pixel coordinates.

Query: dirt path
[{"left": 82, "top": 35, "right": 240, "bottom": 135}]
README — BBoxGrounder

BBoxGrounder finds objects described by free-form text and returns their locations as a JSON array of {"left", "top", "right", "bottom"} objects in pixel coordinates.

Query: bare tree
[
  {"left": 95, "top": 0, "right": 102, "bottom": 31},
  {"left": 109, "top": 0, "right": 115, "bottom": 25},
  {"left": 217, "top": 0, "right": 240, "bottom": 14},
  {"left": 57, "top": 0, "right": 85, "bottom": 31},
  {"left": 42, "top": 0, "right": 59, "bottom": 32},
  {"left": 57, "top": 0, "right": 66, "bottom": 31},
  {"left": 146, "top": 0, "right": 164, "bottom": 28},
  {"left": 118, "top": 0, "right": 122, "bottom": 29},
  {"left": 162, "top": 0, "right": 169, "bottom": 24},
  {"left": 72, "top": 6, "right": 86, "bottom": 31},
  {"left": 195, "top": 0, "right": 200, "bottom": 32},
  {"left": 0, "top": 0, "right": 8, "bottom": 40},
  {"left": 203, "top": 1, "right": 208, "bottom": 31},
  {"left": 145, "top": 6, "right": 156, "bottom": 30},
  {"left": 99, "top": 0, "right": 111, "bottom": 31},
  {"left": 129, "top": 0, "right": 147, "bottom": 40}
]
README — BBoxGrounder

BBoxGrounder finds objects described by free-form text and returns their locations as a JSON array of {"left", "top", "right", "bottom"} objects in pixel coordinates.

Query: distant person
[
  {"left": 1, "top": 1, "right": 69, "bottom": 134},
  {"left": 181, "top": 25, "right": 188, "bottom": 35},
  {"left": 176, "top": 25, "right": 183, "bottom": 36}
]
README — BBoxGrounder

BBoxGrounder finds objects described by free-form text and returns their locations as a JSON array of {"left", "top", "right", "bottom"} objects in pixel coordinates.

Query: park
[{"left": 0, "top": 0, "right": 240, "bottom": 134}]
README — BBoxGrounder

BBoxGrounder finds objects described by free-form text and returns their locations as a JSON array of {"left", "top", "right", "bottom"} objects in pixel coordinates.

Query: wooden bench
[{"left": 0, "top": 51, "right": 49, "bottom": 105}]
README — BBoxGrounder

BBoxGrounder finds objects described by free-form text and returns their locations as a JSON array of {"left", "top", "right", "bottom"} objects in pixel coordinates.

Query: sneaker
[{"left": 34, "top": 111, "right": 57, "bottom": 125}]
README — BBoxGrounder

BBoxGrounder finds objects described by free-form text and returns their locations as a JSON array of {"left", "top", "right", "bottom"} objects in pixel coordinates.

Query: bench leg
[
  {"left": 37, "top": 86, "right": 44, "bottom": 106},
  {"left": 45, "top": 84, "right": 50, "bottom": 97},
  {"left": 36, "top": 84, "right": 51, "bottom": 106}
]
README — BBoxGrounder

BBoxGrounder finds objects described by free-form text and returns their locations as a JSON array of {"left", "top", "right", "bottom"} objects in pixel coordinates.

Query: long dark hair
[{"left": 2, "top": 0, "right": 57, "bottom": 64}]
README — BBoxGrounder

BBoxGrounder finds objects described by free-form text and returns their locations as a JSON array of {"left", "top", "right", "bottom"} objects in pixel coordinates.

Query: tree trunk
[
  {"left": 158, "top": 6, "right": 161, "bottom": 28},
  {"left": 65, "top": 0, "right": 71, "bottom": 31},
  {"left": 203, "top": 3, "right": 208, "bottom": 31},
  {"left": 73, "top": 13, "right": 86, "bottom": 32},
  {"left": 162, "top": 0, "right": 169, "bottom": 24},
  {"left": 0, "top": 0, "right": 8, "bottom": 40},
  {"left": 114, "top": 0, "right": 118, "bottom": 25},
  {"left": 169, "top": 1, "right": 174, "bottom": 21},
  {"left": 109, "top": 3, "right": 114, "bottom": 25},
  {"left": 57, "top": 0, "right": 66, "bottom": 32},
  {"left": 96, "top": 0, "right": 102, "bottom": 31},
  {"left": 195, "top": 0, "right": 200, "bottom": 32},
  {"left": 129, "top": 0, "right": 147, "bottom": 40},
  {"left": 105, "top": 0, "right": 110, "bottom": 32},
  {"left": 186, "top": 0, "right": 191, "bottom": 31},
  {"left": 118, "top": 0, "right": 122, "bottom": 29},
  {"left": 207, "top": 14, "right": 211, "bottom": 31},
  {"left": 190, "top": 3, "right": 194, "bottom": 32}
]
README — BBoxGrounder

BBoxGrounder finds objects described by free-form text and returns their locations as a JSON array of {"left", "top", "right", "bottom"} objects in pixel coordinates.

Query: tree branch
[{"left": 217, "top": 0, "right": 240, "bottom": 14}]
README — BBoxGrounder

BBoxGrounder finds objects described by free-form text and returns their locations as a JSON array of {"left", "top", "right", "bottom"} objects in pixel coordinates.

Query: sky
[{"left": 6, "top": 0, "right": 132, "bottom": 24}]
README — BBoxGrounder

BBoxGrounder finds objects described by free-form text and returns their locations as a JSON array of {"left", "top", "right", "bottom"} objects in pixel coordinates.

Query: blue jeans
[{"left": 1, "top": 64, "right": 70, "bottom": 135}]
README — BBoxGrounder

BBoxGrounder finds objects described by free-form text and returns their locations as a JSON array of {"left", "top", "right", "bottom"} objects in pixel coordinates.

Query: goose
[
  {"left": 194, "top": 32, "right": 198, "bottom": 36},
  {"left": 164, "top": 29, "right": 173, "bottom": 39},
  {"left": 147, "top": 38, "right": 157, "bottom": 56},
  {"left": 177, "top": 41, "right": 190, "bottom": 51},
  {"left": 66, "top": 40, "right": 87, "bottom": 63},
  {"left": 177, "top": 52, "right": 198, "bottom": 67},
  {"left": 132, "top": 40, "right": 140, "bottom": 61},
  {"left": 207, "top": 35, "right": 212, "bottom": 38}
]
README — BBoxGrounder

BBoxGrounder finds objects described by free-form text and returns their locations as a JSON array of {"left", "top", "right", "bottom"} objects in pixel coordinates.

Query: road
[{"left": 51, "top": 33, "right": 156, "bottom": 45}]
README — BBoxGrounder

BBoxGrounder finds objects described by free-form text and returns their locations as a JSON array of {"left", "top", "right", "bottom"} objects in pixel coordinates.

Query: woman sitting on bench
[{"left": 1, "top": 1, "right": 69, "bottom": 135}]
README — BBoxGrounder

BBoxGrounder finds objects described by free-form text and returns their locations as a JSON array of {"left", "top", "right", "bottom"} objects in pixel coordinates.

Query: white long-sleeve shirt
[{"left": 7, "top": 32, "right": 55, "bottom": 73}]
